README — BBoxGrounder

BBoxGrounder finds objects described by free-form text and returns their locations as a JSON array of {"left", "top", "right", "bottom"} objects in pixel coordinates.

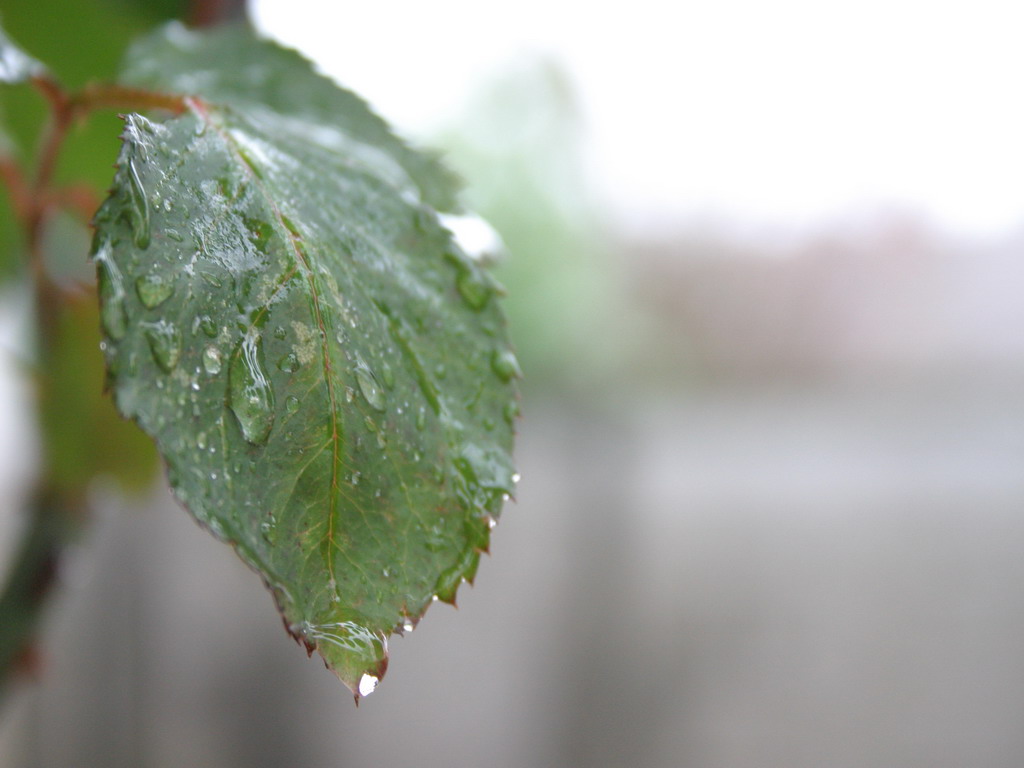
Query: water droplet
[
  {"left": 198, "top": 315, "right": 217, "bottom": 338},
  {"left": 196, "top": 432, "right": 207, "bottom": 450},
  {"left": 402, "top": 620, "right": 415, "bottom": 633},
  {"left": 503, "top": 400, "right": 520, "bottom": 425},
  {"left": 299, "top": 620, "right": 387, "bottom": 698},
  {"left": 425, "top": 525, "right": 445, "bottom": 552},
  {"left": 135, "top": 272, "right": 174, "bottom": 308},
  {"left": 143, "top": 321, "right": 182, "bottom": 373},
  {"left": 126, "top": 157, "right": 151, "bottom": 249},
  {"left": 260, "top": 516, "right": 277, "bottom": 544},
  {"left": 358, "top": 674, "right": 378, "bottom": 697},
  {"left": 491, "top": 349, "right": 522, "bottom": 382},
  {"left": 95, "top": 253, "right": 128, "bottom": 340},
  {"left": 277, "top": 352, "right": 300, "bottom": 373},
  {"left": 273, "top": 325, "right": 288, "bottom": 340},
  {"left": 415, "top": 407, "right": 426, "bottom": 430},
  {"left": 166, "top": 227, "right": 183, "bottom": 242},
  {"left": 202, "top": 345, "right": 223, "bottom": 375},
  {"left": 434, "top": 363, "right": 446, "bottom": 379},
  {"left": 228, "top": 329, "right": 275, "bottom": 445},
  {"left": 354, "top": 358, "right": 386, "bottom": 412},
  {"left": 456, "top": 268, "right": 491, "bottom": 310},
  {"left": 285, "top": 395, "right": 300, "bottom": 414},
  {"left": 512, "top": 473, "right": 521, "bottom": 483},
  {"left": 380, "top": 361, "right": 395, "bottom": 389}
]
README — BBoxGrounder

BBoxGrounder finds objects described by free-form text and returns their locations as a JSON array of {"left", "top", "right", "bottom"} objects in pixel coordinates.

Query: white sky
[{"left": 253, "top": 0, "right": 1024, "bottom": 239}]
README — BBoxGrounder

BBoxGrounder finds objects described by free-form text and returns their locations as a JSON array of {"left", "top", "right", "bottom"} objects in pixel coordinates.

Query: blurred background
[{"left": 2, "top": 0, "right": 1024, "bottom": 765}]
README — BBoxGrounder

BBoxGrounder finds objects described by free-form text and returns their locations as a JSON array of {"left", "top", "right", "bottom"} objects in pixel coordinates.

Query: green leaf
[
  {"left": 93, "top": 23, "right": 519, "bottom": 698},
  {"left": 1, "top": 0, "right": 184, "bottom": 88}
]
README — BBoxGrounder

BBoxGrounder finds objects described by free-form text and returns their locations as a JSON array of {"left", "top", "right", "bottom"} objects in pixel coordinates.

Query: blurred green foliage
[
  {"left": 1, "top": 0, "right": 187, "bottom": 207},
  {"left": 436, "top": 59, "right": 634, "bottom": 399},
  {"left": 39, "top": 290, "right": 158, "bottom": 495},
  {"left": 0, "top": 0, "right": 182, "bottom": 489},
  {"left": 0, "top": 162, "right": 22, "bottom": 281}
]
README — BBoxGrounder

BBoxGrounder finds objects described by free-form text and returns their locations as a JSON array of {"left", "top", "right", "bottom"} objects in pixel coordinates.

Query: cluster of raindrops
[{"left": 89, "top": 98, "right": 527, "bottom": 701}]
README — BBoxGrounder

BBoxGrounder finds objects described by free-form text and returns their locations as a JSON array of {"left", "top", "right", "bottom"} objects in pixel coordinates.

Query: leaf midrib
[{"left": 188, "top": 99, "right": 352, "bottom": 594}]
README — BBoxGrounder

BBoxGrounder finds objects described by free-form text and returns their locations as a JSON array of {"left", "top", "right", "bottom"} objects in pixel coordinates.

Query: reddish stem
[
  {"left": 0, "top": 157, "right": 31, "bottom": 224},
  {"left": 73, "top": 83, "right": 190, "bottom": 116},
  {"left": 0, "top": 74, "right": 196, "bottom": 697}
]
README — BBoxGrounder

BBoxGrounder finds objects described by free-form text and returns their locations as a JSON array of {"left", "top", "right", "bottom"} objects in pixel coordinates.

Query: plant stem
[
  {"left": 0, "top": 491, "right": 72, "bottom": 692},
  {"left": 0, "top": 75, "right": 72, "bottom": 698},
  {"left": 0, "top": 158, "right": 31, "bottom": 224},
  {"left": 189, "top": 0, "right": 250, "bottom": 27},
  {"left": 73, "top": 83, "right": 189, "bottom": 116},
  {"left": 27, "top": 78, "right": 73, "bottom": 342},
  {"left": 0, "top": 75, "right": 188, "bottom": 699}
]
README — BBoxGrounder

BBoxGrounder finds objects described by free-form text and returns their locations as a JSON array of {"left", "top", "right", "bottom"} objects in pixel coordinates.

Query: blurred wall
[{"left": 2, "top": 214, "right": 1024, "bottom": 766}]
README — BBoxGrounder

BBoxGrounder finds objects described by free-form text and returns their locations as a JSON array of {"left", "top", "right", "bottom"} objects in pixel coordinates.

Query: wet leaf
[{"left": 94, "top": 23, "right": 519, "bottom": 698}]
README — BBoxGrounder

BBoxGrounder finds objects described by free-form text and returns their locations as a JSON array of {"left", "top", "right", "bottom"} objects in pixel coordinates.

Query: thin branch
[
  {"left": 73, "top": 83, "right": 190, "bottom": 116},
  {"left": 0, "top": 71, "right": 196, "bottom": 698},
  {"left": 25, "top": 79, "right": 74, "bottom": 343},
  {"left": 0, "top": 157, "right": 31, "bottom": 224},
  {"left": 0, "top": 490, "right": 72, "bottom": 696},
  {"left": 189, "top": 0, "right": 250, "bottom": 27}
]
